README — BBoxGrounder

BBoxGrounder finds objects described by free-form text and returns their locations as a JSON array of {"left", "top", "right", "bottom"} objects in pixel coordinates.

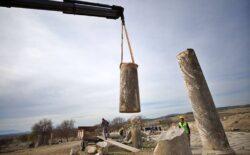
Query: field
[{"left": 1, "top": 105, "right": 249, "bottom": 155}]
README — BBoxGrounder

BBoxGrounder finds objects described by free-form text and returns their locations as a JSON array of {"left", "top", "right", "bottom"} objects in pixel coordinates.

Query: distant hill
[
  {"left": 0, "top": 130, "right": 21, "bottom": 136},
  {"left": 0, "top": 131, "right": 30, "bottom": 139},
  {"left": 152, "top": 104, "right": 250, "bottom": 121}
]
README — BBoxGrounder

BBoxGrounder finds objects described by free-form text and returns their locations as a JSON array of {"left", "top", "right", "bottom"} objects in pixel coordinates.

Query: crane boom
[{"left": 0, "top": 0, "right": 124, "bottom": 20}]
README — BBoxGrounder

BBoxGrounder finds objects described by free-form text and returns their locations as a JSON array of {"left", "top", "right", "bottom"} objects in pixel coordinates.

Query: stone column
[
  {"left": 120, "top": 63, "right": 140, "bottom": 113},
  {"left": 131, "top": 126, "right": 142, "bottom": 149},
  {"left": 127, "top": 116, "right": 143, "bottom": 149},
  {"left": 177, "top": 49, "right": 235, "bottom": 155}
]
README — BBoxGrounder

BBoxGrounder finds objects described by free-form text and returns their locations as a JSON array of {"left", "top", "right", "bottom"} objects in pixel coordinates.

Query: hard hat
[{"left": 179, "top": 116, "right": 184, "bottom": 119}]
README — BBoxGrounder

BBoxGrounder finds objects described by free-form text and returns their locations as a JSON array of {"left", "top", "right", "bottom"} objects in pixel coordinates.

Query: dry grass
[{"left": 1, "top": 105, "right": 250, "bottom": 155}]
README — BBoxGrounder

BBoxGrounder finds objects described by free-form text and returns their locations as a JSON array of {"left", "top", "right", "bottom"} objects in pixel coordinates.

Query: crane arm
[{"left": 0, "top": 0, "right": 124, "bottom": 20}]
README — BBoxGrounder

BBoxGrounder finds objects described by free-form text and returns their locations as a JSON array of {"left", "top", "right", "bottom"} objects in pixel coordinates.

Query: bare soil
[{"left": 1, "top": 105, "right": 249, "bottom": 155}]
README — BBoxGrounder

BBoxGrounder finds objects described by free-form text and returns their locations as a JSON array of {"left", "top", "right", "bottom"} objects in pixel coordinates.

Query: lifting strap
[{"left": 121, "top": 21, "right": 135, "bottom": 64}]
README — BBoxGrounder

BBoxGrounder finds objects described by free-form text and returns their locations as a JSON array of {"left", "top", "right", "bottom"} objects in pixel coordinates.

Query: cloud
[{"left": 0, "top": 0, "right": 249, "bottom": 133}]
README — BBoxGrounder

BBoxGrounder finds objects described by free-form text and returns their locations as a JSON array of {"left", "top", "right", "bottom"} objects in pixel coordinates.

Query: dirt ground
[
  {"left": 1, "top": 105, "right": 249, "bottom": 155},
  {"left": 0, "top": 141, "right": 81, "bottom": 155},
  {"left": 191, "top": 132, "right": 250, "bottom": 155},
  {"left": 1, "top": 131, "right": 249, "bottom": 155}
]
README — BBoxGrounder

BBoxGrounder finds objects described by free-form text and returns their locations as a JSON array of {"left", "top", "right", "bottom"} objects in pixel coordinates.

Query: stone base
[{"left": 202, "top": 149, "right": 235, "bottom": 155}]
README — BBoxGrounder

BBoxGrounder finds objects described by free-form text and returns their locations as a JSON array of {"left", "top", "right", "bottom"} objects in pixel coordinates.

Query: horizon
[
  {"left": 0, "top": 0, "right": 249, "bottom": 134},
  {"left": 1, "top": 104, "right": 249, "bottom": 136}
]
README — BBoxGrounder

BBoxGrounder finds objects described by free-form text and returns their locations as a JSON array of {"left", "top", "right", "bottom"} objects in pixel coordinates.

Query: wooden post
[
  {"left": 177, "top": 49, "right": 235, "bottom": 155},
  {"left": 120, "top": 63, "right": 140, "bottom": 113},
  {"left": 49, "top": 133, "right": 53, "bottom": 145}
]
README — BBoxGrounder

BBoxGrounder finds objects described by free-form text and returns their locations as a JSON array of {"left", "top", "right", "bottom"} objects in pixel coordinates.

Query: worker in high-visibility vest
[{"left": 178, "top": 116, "right": 191, "bottom": 144}]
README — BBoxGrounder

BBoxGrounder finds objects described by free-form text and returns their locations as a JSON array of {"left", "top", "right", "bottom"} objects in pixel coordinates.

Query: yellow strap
[
  {"left": 121, "top": 22, "right": 135, "bottom": 64},
  {"left": 121, "top": 22, "right": 124, "bottom": 63}
]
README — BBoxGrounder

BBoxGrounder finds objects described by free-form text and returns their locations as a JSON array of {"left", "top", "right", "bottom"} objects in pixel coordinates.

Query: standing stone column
[
  {"left": 128, "top": 116, "right": 143, "bottom": 149},
  {"left": 177, "top": 49, "right": 235, "bottom": 155},
  {"left": 131, "top": 126, "right": 142, "bottom": 149}
]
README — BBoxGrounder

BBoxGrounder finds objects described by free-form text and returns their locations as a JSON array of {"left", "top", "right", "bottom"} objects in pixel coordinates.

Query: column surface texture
[
  {"left": 177, "top": 49, "right": 234, "bottom": 155},
  {"left": 120, "top": 63, "right": 140, "bottom": 113}
]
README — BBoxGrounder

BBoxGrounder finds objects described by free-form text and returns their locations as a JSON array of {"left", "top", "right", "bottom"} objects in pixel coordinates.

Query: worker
[
  {"left": 178, "top": 116, "right": 191, "bottom": 144},
  {"left": 101, "top": 118, "right": 109, "bottom": 140}
]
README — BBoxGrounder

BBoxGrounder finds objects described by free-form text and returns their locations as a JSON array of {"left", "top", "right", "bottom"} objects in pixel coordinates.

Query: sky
[{"left": 0, "top": 0, "right": 249, "bottom": 134}]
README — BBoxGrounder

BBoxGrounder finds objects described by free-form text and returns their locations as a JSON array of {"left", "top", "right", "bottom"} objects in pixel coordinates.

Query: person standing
[
  {"left": 101, "top": 118, "right": 109, "bottom": 140},
  {"left": 178, "top": 116, "right": 191, "bottom": 144}
]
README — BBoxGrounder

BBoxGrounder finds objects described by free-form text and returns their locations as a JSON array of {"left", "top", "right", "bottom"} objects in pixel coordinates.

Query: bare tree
[
  {"left": 110, "top": 117, "right": 126, "bottom": 131},
  {"left": 31, "top": 118, "right": 53, "bottom": 146},
  {"left": 111, "top": 117, "right": 126, "bottom": 125},
  {"left": 127, "top": 115, "right": 145, "bottom": 124},
  {"left": 53, "top": 125, "right": 64, "bottom": 142},
  {"left": 57, "top": 120, "right": 75, "bottom": 142}
]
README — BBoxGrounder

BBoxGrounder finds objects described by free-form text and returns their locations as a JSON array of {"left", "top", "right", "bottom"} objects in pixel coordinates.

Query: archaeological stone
[
  {"left": 130, "top": 116, "right": 142, "bottom": 148},
  {"left": 154, "top": 126, "right": 192, "bottom": 155},
  {"left": 86, "top": 145, "right": 97, "bottom": 154},
  {"left": 70, "top": 146, "right": 80, "bottom": 155},
  {"left": 120, "top": 63, "right": 140, "bottom": 113},
  {"left": 177, "top": 49, "right": 235, "bottom": 155},
  {"left": 96, "top": 141, "right": 109, "bottom": 154},
  {"left": 131, "top": 126, "right": 142, "bottom": 149}
]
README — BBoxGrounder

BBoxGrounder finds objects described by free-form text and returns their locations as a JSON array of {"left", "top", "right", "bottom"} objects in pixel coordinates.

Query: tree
[
  {"left": 128, "top": 115, "right": 145, "bottom": 124},
  {"left": 57, "top": 120, "right": 75, "bottom": 142},
  {"left": 31, "top": 118, "right": 53, "bottom": 145},
  {"left": 110, "top": 117, "right": 126, "bottom": 131},
  {"left": 111, "top": 117, "right": 126, "bottom": 125}
]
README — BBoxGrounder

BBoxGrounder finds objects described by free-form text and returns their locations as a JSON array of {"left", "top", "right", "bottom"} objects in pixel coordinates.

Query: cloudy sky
[{"left": 0, "top": 0, "right": 249, "bottom": 134}]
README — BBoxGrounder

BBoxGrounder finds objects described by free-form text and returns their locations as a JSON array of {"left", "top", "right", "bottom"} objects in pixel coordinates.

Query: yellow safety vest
[{"left": 178, "top": 122, "right": 190, "bottom": 134}]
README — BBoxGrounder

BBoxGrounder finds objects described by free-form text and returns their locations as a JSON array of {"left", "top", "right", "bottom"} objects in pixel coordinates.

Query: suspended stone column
[
  {"left": 120, "top": 63, "right": 140, "bottom": 113},
  {"left": 177, "top": 49, "right": 235, "bottom": 155}
]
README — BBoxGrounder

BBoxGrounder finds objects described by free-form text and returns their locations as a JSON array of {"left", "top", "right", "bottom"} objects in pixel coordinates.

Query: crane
[
  {"left": 0, "top": 0, "right": 140, "bottom": 114},
  {"left": 0, "top": 0, "right": 124, "bottom": 21}
]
